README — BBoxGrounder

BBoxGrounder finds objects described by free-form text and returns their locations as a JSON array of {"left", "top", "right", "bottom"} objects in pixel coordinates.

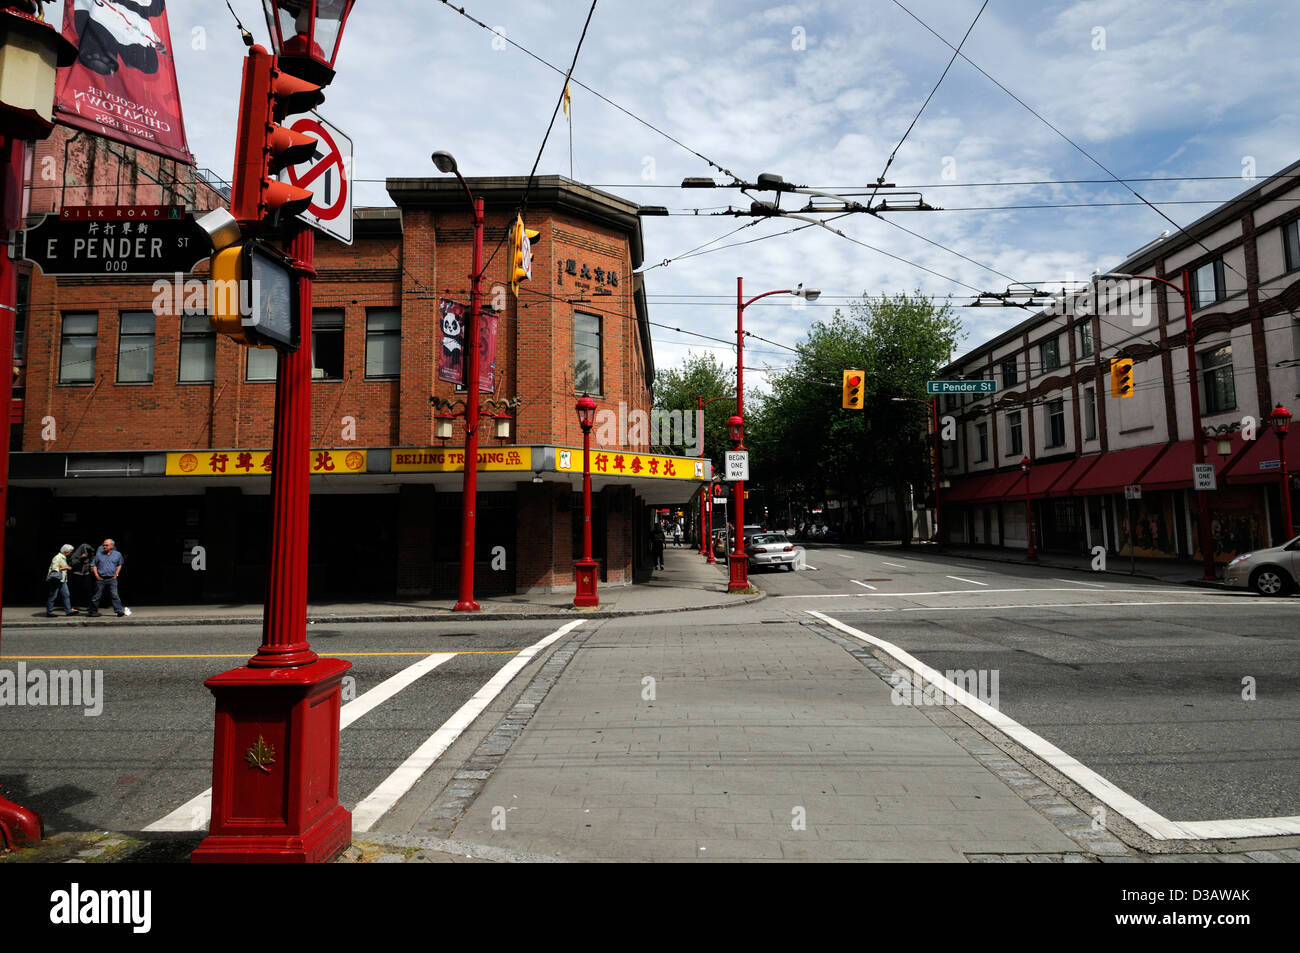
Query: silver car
[
  {"left": 1224, "top": 535, "right": 1300, "bottom": 596},
  {"left": 746, "top": 533, "right": 798, "bottom": 571}
]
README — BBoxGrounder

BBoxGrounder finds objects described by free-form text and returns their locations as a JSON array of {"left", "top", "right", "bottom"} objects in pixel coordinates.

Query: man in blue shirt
[{"left": 89, "top": 538, "right": 126, "bottom": 618}]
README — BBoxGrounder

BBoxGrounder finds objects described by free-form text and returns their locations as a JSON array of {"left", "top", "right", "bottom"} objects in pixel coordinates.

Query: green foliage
[
  {"left": 751, "top": 291, "right": 964, "bottom": 507},
  {"left": 651, "top": 350, "right": 737, "bottom": 465}
]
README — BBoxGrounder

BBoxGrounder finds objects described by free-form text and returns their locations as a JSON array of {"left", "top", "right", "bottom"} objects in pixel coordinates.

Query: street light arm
[
  {"left": 741, "top": 288, "right": 793, "bottom": 310},
  {"left": 1097, "top": 272, "right": 1184, "bottom": 297}
]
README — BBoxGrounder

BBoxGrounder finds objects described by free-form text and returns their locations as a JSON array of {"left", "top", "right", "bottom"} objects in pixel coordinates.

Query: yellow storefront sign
[
  {"left": 555, "top": 447, "right": 707, "bottom": 480},
  {"left": 391, "top": 447, "right": 533, "bottom": 473},
  {"left": 166, "top": 449, "right": 367, "bottom": 476}
]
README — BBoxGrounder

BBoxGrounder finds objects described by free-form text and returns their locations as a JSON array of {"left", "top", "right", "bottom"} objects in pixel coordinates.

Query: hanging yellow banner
[
  {"left": 555, "top": 447, "right": 707, "bottom": 481},
  {"left": 391, "top": 447, "right": 534, "bottom": 473}
]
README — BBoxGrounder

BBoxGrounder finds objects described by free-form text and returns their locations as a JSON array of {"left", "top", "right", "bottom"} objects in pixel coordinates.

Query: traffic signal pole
[{"left": 454, "top": 196, "right": 484, "bottom": 611}]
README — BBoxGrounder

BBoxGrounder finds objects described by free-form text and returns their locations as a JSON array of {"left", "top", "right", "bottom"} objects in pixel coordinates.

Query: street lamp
[
  {"left": 1099, "top": 271, "right": 1215, "bottom": 581},
  {"left": 892, "top": 396, "right": 943, "bottom": 545},
  {"left": 193, "top": 0, "right": 354, "bottom": 864},
  {"left": 1020, "top": 456, "right": 1037, "bottom": 560},
  {"left": 733, "top": 278, "right": 819, "bottom": 592},
  {"left": 432, "top": 149, "right": 486, "bottom": 612},
  {"left": 1270, "top": 405, "right": 1293, "bottom": 540},
  {"left": 574, "top": 394, "right": 599, "bottom": 607}
]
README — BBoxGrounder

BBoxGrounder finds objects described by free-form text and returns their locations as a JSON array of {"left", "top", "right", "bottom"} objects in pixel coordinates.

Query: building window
[
  {"left": 1284, "top": 220, "right": 1300, "bottom": 272},
  {"left": 14, "top": 273, "right": 27, "bottom": 363},
  {"left": 1192, "top": 258, "right": 1226, "bottom": 310},
  {"left": 1201, "top": 345, "right": 1236, "bottom": 414},
  {"left": 1078, "top": 322, "right": 1093, "bottom": 359},
  {"left": 1046, "top": 398, "right": 1065, "bottom": 447},
  {"left": 313, "top": 309, "right": 345, "bottom": 380},
  {"left": 364, "top": 309, "right": 401, "bottom": 379},
  {"left": 574, "top": 311, "right": 602, "bottom": 394},
  {"left": 117, "top": 312, "right": 155, "bottom": 383},
  {"left": 59, "top": 313, "right": 97, "bottom": 384},
  {"left": 1006, "top": 411, "right": 1022, "bottom": 456},
  {"left": 1039, "top": 337, "right": 1060, "bottom": 373},
  {"left": 975, "top": 422, "right": 988, "bottom": 462},
  {"left": 179, "top": 315, "right": 215, "bottom": 383},
  {"left": 247, "top": 347, "right": 277, "bottom": 381},
  {"left": 1083, "top": 386, "right": 1097, "bottom": 440},
  {"left": 1002, "top": 357, "right": 1018, "bottom": 387}
]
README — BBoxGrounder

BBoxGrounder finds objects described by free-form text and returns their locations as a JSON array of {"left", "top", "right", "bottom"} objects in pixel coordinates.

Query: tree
[
  {"left": 651, "top": 350, "right": 737, "bottom": 466},
  {"left": 749, "top": 291, "right": 963, "bottom": 545}
]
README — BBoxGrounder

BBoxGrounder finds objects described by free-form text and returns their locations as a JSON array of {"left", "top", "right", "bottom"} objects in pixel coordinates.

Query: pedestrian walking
[
  {"left": 651, "top": 521, "right": 666, "bottom": 570},
  {"left": 69, "top": 541, "right": 95, "bottom": 612},
  {"left": 45, "top": 544, "right": 79, "bottom": 617},
  {"left": 673, "top": 522, "right": 683, "bottom": 547},
  {"left": 89, "top": 538, "right": 127, "bottom": 618}
]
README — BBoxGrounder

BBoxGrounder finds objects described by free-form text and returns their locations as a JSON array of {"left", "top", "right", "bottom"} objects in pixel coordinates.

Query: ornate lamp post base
[
  {"left": 573, "top": 558, "right": 600, "bottom": 607},
  {"left": 191, "top": 658, "right": 352, "bottom": 864},
  {"left": 727, "top": 553, "right": 751, "bottom": 592}
]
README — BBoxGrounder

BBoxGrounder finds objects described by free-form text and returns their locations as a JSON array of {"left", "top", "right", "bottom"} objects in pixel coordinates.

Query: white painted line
[
  {"left": 807, "top": 609, "right": 1300, "bottom": 840},
  {"left": 851, "top": 580, "right": 877, "bottom": 590},
  {"left": 803, "top": 565, "right": 818, "bottom": 571},
  {"left": 776, "top": 586, "right": 1192, "bottom": 599},
  {"left": 946, "top": 575, "right": 988, "bottom": 587},
  {"left": 351, "top": 620, "right": 585, "bottom": 832},
  {"left": 837, "top": 553, "right": 854, "bottom": 559},
  {"left": 145, "top": 651, "right": 461, "bottom": 832},
  {"left": 898, "top": 600, "right": 1251, "bottom": 612},
  {"left": 1053, "top": 578, "right": 1106, "bottom": 588},
  {"left": 881, "top": 561, "right": 908, "bottom": 569}
]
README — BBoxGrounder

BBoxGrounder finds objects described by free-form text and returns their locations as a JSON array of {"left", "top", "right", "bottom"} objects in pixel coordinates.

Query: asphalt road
[
  {"left": 0, "top": 620, "right": 566, "bottom": 833},
  {"left": 764, "top": 544, "right": 1300, "bottom": 825}
]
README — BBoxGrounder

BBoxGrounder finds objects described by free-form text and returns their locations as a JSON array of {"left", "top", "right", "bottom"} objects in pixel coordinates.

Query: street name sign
[
  {"left": 1124, "top": 484, "right": 1142, "bottom": 500},
  {"left": 1192, "top": 463, "right": 1217, "bottom": 491},
  {"left": 22, "top": 205, "right": 210, "bottom": 276},
  {"left": 927, "top": 380, "right": 997, "bottom": 395},
  {"left": 724, "top": 450, "right": 749, "bottom": 481},
  {"left": 1259, "top": 459, "right": 1281, "bottom": 471}
]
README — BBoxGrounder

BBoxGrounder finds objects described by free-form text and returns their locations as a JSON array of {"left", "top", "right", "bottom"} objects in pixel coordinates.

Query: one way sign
[{"left": 284, "top": 112, "right": 353, "bottom": 245}]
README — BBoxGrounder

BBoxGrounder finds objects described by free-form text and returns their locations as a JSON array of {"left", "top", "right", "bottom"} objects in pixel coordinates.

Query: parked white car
[
  {"left": 1224, "top": 535, "right": 1300, "bottom": 595},
  {"left": 745, "top": 533, "right": 799, "bottom": 571}
]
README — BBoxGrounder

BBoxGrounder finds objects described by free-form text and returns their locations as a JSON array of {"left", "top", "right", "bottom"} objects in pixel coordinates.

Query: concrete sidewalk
[{"left": 1, "top": 544, "right": 757, "bottom": 629}]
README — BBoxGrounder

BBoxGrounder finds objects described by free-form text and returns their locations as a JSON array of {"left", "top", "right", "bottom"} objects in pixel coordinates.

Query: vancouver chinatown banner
[
  {"left": 437, "top": 298, "right": 499, "bottom": 392},
  {"left": 55, "top": 0, "right": 193, "bottom": 164}
]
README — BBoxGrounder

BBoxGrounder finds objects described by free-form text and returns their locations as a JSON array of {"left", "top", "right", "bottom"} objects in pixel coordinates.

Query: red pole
[
  {"left": 454, "top": 196, "right": 484, "bottom": 611},
  {"left": 582, "top": 424, "right": 592, "bottom": 562},
  {"left": 706, "top": 485, "right": 716, "bottom": 564},
  {"left": 573, "top": 401, "right": 598, "bottom": 607},
  {"left": 0, "top": 137, "right": 19, "bottom": 654},
  {"left": 931, "top": 397, "right": 941, "bottom": 546},
  {"left": 1182, "top": 270, "right": 1217, "bottom": 581},
  {"left": 698, "top": 395, "right": 707, "bottom": 556},
  {"left": 1022, "top": 459, "right": 1037, "bottom": 560},
  {"left": 729, "top": 277, "right": 749, "bottom": 592},
  {"left": 1279, "top": 426, "right": 1293, "bottom": 540}
]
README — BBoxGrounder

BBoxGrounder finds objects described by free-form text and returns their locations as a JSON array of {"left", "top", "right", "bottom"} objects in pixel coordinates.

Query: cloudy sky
[{"left": 57, "top": 0, "right": 1300, "bottom": 385}]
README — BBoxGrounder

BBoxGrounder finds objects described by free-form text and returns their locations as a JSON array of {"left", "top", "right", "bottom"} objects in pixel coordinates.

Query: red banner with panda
[
  {"left": 54, "top": 0, "right": 193, "bottom": 164},
  {"left": 437, "top": 299, "right": 499, "bottom": 392}
]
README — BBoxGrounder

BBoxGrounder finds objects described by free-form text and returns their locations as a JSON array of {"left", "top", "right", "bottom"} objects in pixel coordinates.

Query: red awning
[
  {"left": 1071, "top": 444, "right": 1168, "bottom": 495},
  {"left": 1138, "top": 440, "right": 1202, "bottom": 491},
  {"left": 1024, "top": 459, "right": 1077, "bottom": 499},
  {"left": 944, "top": 468, "right": 1026, "bottom": 504},
  {"left": 1047, "top": 454, "right": 1102, "bottom": 497},
  {"left": 1222, "top": 433, "right": 1300, "bottom": 484},
  {"left": 944, "top": 472, "right": 998, "bottom": 504}
]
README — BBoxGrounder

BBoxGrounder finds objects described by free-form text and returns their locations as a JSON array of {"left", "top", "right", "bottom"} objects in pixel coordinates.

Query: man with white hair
[{"left": 45, "top": 544, "right": 78, "bottom": 617}]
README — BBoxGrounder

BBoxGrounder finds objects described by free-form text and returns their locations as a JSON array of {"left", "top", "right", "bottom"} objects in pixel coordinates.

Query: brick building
[{"left": 7, "top": 131, "right": 708, "bottom": 603}]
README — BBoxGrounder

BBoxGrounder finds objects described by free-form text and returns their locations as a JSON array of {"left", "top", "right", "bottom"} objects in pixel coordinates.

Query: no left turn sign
[{"left": 285, "top": 111, "right": 353, "bottom": 245}]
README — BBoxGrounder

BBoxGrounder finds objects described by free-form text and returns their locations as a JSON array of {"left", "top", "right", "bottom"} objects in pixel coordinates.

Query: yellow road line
[{"left": 0, "top": 650, "right": 522, "bottom": 661}]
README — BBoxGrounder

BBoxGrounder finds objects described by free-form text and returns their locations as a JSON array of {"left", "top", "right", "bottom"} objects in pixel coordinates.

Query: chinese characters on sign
[
  {"left": 165, "top": 450, "right": 366, "bottom": 476},
  {"left": 554, "top": 448, "right": 704, "bottom": 480},
  {"left": 555, "top": 255, "right": 620, "bottom": 296}
]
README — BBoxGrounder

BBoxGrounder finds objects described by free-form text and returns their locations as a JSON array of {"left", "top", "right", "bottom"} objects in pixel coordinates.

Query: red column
[
  {"left": 729, "top": 277, "right": 749, "bottom": 592},
  {"left": 1183, "top": 270, "right": 1217, "bottom": 581},
  {"left": 455, "top": 197, "right": 484, "bottom": 611},
  {"left": 574, "top": 421, "right": 598, "bottom": 607},
  {"left": 1279, "top": 429, "right": 1293, "bottom": 540},
  {"left": 698, "top": 395, "right": 707, "bottom": 556},
  {"left": 931, "top": 397, "right": 942, "bottom": 545}
]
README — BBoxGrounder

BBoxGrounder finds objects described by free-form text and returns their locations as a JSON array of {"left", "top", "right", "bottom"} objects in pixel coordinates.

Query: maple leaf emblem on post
[{"left": 244, "top": 735, "right": 276, "bottom": 774}]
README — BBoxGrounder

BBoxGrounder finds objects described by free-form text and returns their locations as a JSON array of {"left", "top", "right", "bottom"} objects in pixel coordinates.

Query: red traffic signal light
[
  {"left": 231, "top": 45, "right": 324, "bottom": 228},
  {"left": 842, "top": 369, "right": 864, "bottom": 409}
]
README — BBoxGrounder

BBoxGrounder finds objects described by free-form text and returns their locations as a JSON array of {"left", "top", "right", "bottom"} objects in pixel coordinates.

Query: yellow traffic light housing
[
  {"left": 1110, "top": 357, "right": 1134, "bottom": 398},
  {"left": 842, "top": 369, "right": 864, "bottom": 409},
  {"left": 508, "top": 213, "right": 540, "bottom": 298},
  {"left": 208, "top": 241, "right": 299, "bottom": 349}
]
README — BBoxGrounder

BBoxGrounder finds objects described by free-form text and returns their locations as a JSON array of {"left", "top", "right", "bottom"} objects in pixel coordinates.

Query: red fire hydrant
[{"left": 0, "top": 788, "right": 42, "bottom": 850}]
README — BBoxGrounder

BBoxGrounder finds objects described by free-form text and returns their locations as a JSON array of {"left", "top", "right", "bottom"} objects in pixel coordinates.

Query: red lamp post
[
  {"left": 431, "top": 149, "right": 485, "bottom": 612},
  {"left": 696, "top": 393, "right": 731, "bottom": 556},
  {"left": 892, "top": 396, "right": 943, "bottom": 545},
  {"left": 0, "top": 1, "right": 77, "bottom": 850},
  {"left": 1020, "top": 456, "right": 1037, "bottom": 560},
  {"left": 706, "top": 482, "right": 720, "bottom": 564},
  {"left": 1270, "top": 405, "right": 1294, "bottom": 540},
  {"left": 733, "top": 278, "right": 819, "bottom": 591},
  {"left": 574, "top": 394, "right": 599, "bottom": 607},
  {"left": 192, "top": 0, "right": 355, "bottom": 865}
]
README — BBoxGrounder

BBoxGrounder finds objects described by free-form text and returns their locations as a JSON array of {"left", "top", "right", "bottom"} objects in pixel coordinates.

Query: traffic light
[
  {"left": 842, "top": 369, "right": 864, "bottom": 409},
  {"left": 507, "top": 214, "right": 540, "bottom": 297},
  {"left": 1110, "top": 357, "right": 1134, "bottom": 398},
  {"left": 209, "top": 239, "right": 299, "bottom": 349},
  {"left": 230, "top": 45, "right": 324, "bottom": 229}
]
